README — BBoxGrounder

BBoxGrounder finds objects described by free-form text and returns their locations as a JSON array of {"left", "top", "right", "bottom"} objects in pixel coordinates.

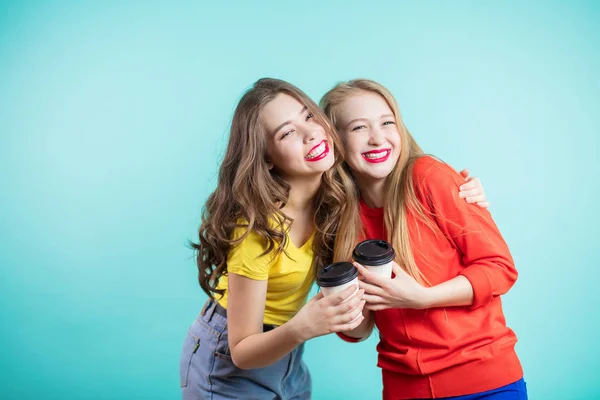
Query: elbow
[
  {"left": 230, "top": 351, "right": 252, "bottom": 370},
  {"left": 230, "top": 347, "right": 263, "bottom": 370},
  {"left": 503, "top": 266, "right": 519, "bottom": 293},
  {"left": 488, "top": 267, "right": 518, "bottom": 299},
  {"left": 498, "top": 259, "right": 518, "bottom": 294}
]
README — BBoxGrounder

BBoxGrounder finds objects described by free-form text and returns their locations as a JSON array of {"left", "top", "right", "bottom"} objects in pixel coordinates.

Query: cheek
[
  {"left": 390, "top": 131, "right": 401, "bottom": 148},
  {"left": 347, "top": 138, "right": 366, "bottom": 160},
  {"left": 317, "top": 124, "right": 327, "bottom": 136},
  {"left": 281, "top": 141, "right": 307, "bottom": 164},
  {"left": 265, "top": 142, "right": 277, "bottom": 162},
  {"left": 344, "top": 144, "right": 364, "bottom": 168},
  {"left": 267, "top": 145, "right": 288, "bottom": 165},
  {"left": 342, "top": 134, "right": 358, "bottom": 152}
]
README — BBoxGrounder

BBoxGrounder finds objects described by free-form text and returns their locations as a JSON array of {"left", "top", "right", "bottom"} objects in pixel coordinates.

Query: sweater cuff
[
  {"left": 460, "top": 266, "right": 493, "bottom": 309},
  {"left": 336, "top": 332, "right": 364, "bottom": 343}
]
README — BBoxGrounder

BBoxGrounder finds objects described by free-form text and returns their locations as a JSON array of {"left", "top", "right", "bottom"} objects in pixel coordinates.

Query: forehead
[
  {"left": 260, "top": 93, "right": 306, "bottom": 133},
  {"left": 337, "top": 91, "right": 392, "bottom": 125}
]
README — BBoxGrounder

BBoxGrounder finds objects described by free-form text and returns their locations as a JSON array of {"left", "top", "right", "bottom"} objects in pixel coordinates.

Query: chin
[
  {"left": 368, "top": 172, "right": 392, "bottom": 180},
  {"left": 364, "top": 165, "right": 395, "bottom": 180},
  {"left": 315, "top": 155, "right": 335, "bottom": 173}
]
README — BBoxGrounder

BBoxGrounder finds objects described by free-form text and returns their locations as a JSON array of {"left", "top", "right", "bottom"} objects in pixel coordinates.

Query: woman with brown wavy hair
[{"left": 180, "top": 78, "right": 366, "bottom": 400}]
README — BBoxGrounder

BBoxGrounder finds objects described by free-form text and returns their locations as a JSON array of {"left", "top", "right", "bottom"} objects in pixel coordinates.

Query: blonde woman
[{"left": 321, "top": 80, "right": 527, "bottom": 400}]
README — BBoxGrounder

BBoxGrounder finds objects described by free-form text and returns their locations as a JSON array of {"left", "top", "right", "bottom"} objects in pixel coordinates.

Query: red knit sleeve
[
  {"left": 412, "top": 156, "right": 518, "bottom": 309},
  {"left": 336, "top": 332, "right": 364, "bottom": 343}
]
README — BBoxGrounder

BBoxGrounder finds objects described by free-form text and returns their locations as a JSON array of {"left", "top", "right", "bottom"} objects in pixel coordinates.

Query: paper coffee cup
[
  {"left": 316, "top": 262, "right": 359, "bottom": 298},
  {"left": 352, "top": 240, "right": 396, "bottom": 278}
]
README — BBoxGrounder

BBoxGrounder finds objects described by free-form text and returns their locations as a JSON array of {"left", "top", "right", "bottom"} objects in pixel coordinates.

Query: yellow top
[{"left": 215, "top": 225, "right": 315, "bottom": 326}]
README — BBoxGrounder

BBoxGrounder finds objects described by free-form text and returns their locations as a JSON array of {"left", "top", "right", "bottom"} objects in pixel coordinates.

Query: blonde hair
[{"left": 320, "top": 79, "right": 439, "bottom": 284}]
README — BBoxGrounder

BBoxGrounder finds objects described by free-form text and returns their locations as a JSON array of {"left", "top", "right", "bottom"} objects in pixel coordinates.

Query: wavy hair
[{"left": 193, "top": 78, "right": 349, "bottom": 298}]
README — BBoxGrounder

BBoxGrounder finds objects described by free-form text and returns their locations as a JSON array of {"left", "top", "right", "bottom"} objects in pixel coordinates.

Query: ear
[{"left": 266, "top": 159, "right": 274, "bottom": 170}]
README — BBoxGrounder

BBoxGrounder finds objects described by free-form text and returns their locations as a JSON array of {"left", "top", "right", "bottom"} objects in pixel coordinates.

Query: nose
[
  {"left": 302, "top": 124, "right": 321, "bottom": 144},
  {"left": 368, "top": 126, "right": 385, "bottom": 146}
]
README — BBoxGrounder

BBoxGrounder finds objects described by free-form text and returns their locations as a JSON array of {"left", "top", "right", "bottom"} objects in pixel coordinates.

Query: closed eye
[
  {"left": 280, "top": 130, "right": 294, "bottom": 140},
  {"left": 383, "top": 121, "right": 395, "bottom": 126},
  {"left": 351, "top": 125, "right": 367, "bottom": 131}
]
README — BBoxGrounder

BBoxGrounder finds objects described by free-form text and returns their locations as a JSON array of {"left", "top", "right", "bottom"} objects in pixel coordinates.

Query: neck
[
  {"left": 356, "top": 176, "right": 386, "bottom": 208},
  {"left": 283, "top": 174, "right": 322, "bottom": 215}
]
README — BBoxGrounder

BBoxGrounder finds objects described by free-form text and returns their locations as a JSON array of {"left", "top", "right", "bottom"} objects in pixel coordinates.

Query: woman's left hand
[
  {"left": 459, "top": 169, "right": 490, "bottom": 208},
  {"left": 355, "top": 262, "right": 430, "bottom": 311}
]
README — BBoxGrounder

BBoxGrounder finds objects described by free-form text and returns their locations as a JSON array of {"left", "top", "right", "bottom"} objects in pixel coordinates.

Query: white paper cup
[
  {"left": 353, "top": 240, "right": 395, "bottom": 279},
  {"left": 321, "top": 277, "right": 362, "bottom": 324},
  {"left": 320, "top": 277, "right": 359, "bottom": 298},
  {"left": 365, "top": 261, "right": 393, "bottom": 278},
  {"left": 317, "top": 262, "right": 360, "bottom": 299}
]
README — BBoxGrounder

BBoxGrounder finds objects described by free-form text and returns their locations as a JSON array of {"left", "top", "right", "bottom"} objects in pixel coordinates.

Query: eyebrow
[
  {"left": 346, "top": 114, "right": 395, "bottom": 128},
  {"left": 272, "top": 106, "right": 308, "bottom": 136}
]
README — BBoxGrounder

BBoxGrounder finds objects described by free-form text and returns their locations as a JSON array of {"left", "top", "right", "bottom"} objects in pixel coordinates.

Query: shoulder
[
  {"left": 228, "top": 217, "right": 286, "bottom": 263},
  {"left": 226, "top": 220, "right": 278, "bottom": 278},
  {"left": 411, "top": 155, "right": 464, "bottom": 190},
  {"left": 229, "top": 219, "right": 270, "bottom": 255}
]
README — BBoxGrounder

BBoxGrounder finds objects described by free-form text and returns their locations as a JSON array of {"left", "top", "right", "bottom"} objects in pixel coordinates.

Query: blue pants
[
  {"left": 180, "top": 299, "right": 312, "bottom": 399},
  {"left": 418, "top": 379, "right": 528, "bottom": 400}
]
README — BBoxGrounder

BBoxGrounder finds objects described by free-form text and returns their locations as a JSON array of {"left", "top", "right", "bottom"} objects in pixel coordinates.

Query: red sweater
[{"left": 344, "top": 156, "right": 523, "bottom": 399}]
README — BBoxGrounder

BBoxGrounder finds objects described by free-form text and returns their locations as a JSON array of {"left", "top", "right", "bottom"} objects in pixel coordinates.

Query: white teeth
[
  {"left": 306, "top": 142, "right": 326, "bottom": 159},
  {"left": 363, "top": 150, "right": 388, "bottom": 159}
]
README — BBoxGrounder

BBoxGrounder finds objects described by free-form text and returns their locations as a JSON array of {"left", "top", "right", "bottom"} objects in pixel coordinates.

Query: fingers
[
  {"left": 365, "top": 303, "right": 389, "bottom": 311},
  {"left": 333, "top": 299, "right": 366, "bottom": 326},
  {"left": 458, "top": 187, "right": 483, "bottom": 199},
  {"left": 390, "top": 261, "right": 405, "bottom": 276},
  {"left": 322, "top": 284, "right": 359, "bottom": 306},
  {"left": 459, "top": 169, "right": 470, "bottom": 179},
  {"left": 312, "top": 291, "right": 324, "bottom": 301},
  {"left": 465, "top": 194, "right": 486, "bottom": 204},
  {"left": 354, "top": 262, "right": 388, "bottom": 287},
  {"left": 332, "top": 289, "right": 364, "bottom": 315},
  {"left": 354, "top": 262, "right": 371, "bottom": 278},
  {"left": 335, "top": 313, "right": 365, "bottom": 332},
  {"left": 459, "top": 176, "right": 480, "bottom": 191},
  {"left": 358, "top": 280, "right": 385, "bottom": 296},
  {"left": 362, "top": 293, "right": 385, "bottom": 305}
]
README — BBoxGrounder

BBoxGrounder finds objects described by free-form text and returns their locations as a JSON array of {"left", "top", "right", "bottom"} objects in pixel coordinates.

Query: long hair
[
  {"left": 320, "top": 79, "right": 440, "bottom": 284},
  {"left": 193, "top": 78, "right": 347, "bottom": 298}
]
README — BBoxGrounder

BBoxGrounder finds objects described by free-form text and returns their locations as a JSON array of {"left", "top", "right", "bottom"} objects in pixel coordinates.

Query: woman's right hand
[{"left": 290, "top": 286, "right": 366, "bottom": 342}]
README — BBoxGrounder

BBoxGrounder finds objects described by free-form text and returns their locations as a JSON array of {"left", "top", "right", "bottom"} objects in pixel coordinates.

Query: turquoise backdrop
[{"left": 1, "top": 1, "right": 599, "bottom": 399}]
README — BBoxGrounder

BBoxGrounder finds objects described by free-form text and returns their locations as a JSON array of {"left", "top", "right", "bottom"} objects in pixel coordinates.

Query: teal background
[{"left": 1, "top": 1, "right": 598, "bottom": 399}]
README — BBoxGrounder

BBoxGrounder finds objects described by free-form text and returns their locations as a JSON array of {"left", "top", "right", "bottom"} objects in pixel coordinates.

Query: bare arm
[
  {"left": 421, "top": 275, "right": 474, "bottom": 308},
  {"left": 226, "top": 273, "right": 302, "bottom": 369},
  {"left": 227, "top": 273, "right": 366, "bottom": 369}
]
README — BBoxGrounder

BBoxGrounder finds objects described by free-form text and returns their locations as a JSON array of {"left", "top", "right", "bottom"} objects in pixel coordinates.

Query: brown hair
[{"left": 193, "top": 78, "right": 348, "bottom": 298}]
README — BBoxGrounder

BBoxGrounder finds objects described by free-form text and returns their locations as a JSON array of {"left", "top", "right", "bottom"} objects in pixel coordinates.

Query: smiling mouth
[
  {"left": 305, "top": 140, "right": 329, "bottom": 162},
  {"left": 362, "top": 149, "right": 391, "bottom": 163}
]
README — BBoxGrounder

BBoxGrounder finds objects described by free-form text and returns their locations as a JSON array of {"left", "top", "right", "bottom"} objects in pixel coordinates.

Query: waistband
[{"left": 201, "top": 299, "right": 278, "bottom": 333}]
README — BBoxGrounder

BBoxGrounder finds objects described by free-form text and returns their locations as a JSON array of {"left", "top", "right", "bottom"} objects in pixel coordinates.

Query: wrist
[
  {"left": 285, "top": 315, "right": 310, "bottom": 343},
  {"left": 417, "top": 286, "right": 436, "bottom": 309},
  {"left": 349, "top": 310, "right": 375, "bottom": 339}
]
